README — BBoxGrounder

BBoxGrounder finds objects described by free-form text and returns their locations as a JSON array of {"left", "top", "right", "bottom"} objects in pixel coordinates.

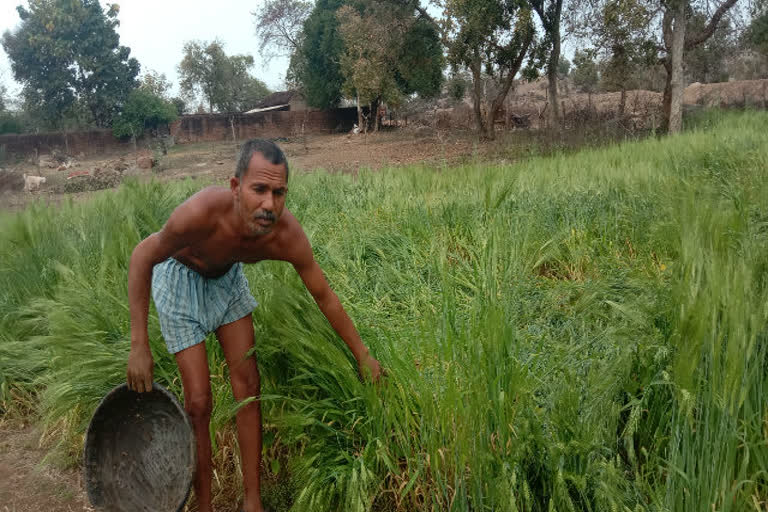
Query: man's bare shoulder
[
  {"left": 271, "top": 209, "right": 312, "bottom": 265},
  {"left": 181, "top": 186, "right": 231, "bottom": 211},
  {"left": 164, "top": 186, "right": 231, "bottom": 234}
]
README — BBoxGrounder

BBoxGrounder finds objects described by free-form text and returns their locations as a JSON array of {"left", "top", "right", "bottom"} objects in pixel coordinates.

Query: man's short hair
[{"left": 235, "top": 139, "right": 289, "bottom": 180}]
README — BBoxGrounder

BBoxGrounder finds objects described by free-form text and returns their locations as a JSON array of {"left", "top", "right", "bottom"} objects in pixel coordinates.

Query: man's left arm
[{"left": 290, "top": 232, "right": 381, "bottom": 382}]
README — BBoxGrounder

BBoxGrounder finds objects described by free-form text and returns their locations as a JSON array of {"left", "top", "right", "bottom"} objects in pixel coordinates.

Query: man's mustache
[{"left": 254, "top": 211, "right": 276, "bottom": 222}]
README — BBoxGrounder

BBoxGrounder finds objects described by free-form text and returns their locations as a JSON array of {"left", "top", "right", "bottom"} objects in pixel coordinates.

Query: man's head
[{"left": 231, "top": 139, "right": 289, "bottom": 236}]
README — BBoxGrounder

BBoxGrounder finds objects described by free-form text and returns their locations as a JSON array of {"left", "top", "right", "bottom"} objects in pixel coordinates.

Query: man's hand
[
  {"left": 127, "top": 346, "right": 154, "bottom": 392},
  {"left": 357, "top": 353, "right": 382, "bottom": 383}
]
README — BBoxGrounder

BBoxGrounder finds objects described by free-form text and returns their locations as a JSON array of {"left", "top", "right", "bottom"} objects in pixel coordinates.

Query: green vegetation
[
  {"left": 1, "top": 0, "right": 139, "bottom": 129},
  {"left": 111, "top": 89, "right": 178, "bottom": 140},
  {"left": 1, "top": 111, "right": 767, "bottom": 511},
  {"left": 178, "top": 39, "right": 272, "bottom": 113}
]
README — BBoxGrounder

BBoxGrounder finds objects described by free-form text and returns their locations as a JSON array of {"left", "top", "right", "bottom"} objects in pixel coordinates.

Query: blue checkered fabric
[{"left": 151, "top": 258, "right": 258, "bottom": 354}]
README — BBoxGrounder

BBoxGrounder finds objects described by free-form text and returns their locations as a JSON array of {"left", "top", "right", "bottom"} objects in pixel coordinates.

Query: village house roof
[{"left": 251, "top": 91, "right": 295, "bottom": 109}]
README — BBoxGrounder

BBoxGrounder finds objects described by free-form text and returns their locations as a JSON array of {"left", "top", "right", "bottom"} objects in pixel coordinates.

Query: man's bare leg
[
  {"left": 175, "top": 342, "right": 214, "bottom": 512},
  {"left": 216, "top": 314, "right": 264, "bottom": 512}
]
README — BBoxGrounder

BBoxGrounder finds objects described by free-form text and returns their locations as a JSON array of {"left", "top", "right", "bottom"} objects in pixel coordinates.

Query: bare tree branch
[{"left": 685, "top": 0, "right": 740, "bottom": 48}]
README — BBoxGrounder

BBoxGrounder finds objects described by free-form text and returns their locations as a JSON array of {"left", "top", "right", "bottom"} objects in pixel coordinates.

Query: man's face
[{"left": 231, "top": 153, "right": 288, "bottom": 236}]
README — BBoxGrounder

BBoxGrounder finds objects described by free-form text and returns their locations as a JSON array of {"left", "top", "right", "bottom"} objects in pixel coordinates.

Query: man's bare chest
[{"left": 173, "top": 230, "right": 284, "bottom": 277}]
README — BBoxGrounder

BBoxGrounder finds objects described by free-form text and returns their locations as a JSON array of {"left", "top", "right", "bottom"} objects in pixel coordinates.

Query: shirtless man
[{"left": 126, "top": 139, "right": 381, "bottom": 512}]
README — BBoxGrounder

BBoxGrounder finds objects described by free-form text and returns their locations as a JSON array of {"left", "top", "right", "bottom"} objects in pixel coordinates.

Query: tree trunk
[
  {"left": 668, "top": 0, "right": 686, "bottom": 133},
  {"left": 547, "top": 51, "right": 560, "bottom": 130},
  {"left": 619, "top": 87, "right": 627, "bottom": 118},
  {"left": 371, "top": 97, "right": 380, "bottom": 133},
  {"left": 662, "top": 59, "right": 673, "bottom": 132},
  {"left": 546, "top": 0, "right": 563, "bottom": 131},
  {"left": 356, "top": 93, "right": 363, "bottom": 130},
  {"left": 484, "top": 111, "right": 496, "bottom": 140},
  {"left": 470, "top": 59, "right": 486, "bottom": 137}
]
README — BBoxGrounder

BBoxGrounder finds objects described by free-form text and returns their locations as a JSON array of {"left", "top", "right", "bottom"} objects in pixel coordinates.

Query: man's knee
[
  {"left": 185, "top": 391, "right": 213, "bottom": 423},
  {"left": 231, "top": 360, "right": 260, "bottom": 401}
]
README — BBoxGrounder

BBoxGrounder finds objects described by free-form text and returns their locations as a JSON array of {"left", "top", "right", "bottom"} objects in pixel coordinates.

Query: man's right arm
[{"left": 126, "top": 195, "right": 214, "bottom": 392}]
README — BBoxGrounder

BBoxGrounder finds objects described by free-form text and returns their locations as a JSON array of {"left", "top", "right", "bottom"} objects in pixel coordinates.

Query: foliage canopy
[
  {"left": 111, "top": 89, "right": 177, "bottom": 139},
  {"left": 297, "top": 0, "right": 444, "bottom": 109},
  {"left": 178, "top": 40, "right": 271, "bottom": 113},
  {"left": 1, "top": 0, "right": 140, "bottom": 129}
]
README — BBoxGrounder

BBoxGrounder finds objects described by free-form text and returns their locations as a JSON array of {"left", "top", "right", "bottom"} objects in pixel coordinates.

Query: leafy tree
[
  {"left": 684, "top": 14, "right": 736, "bottom": 83},
  {"left": 112, "top": 89, "right": 177, "bottom": 140},
  {"left": 572, "top": 0, "right": 739, "bottom": 132},
  {"left": 336, "top": 1, "right": 444, "bottom": 130},
  {"left": 571, "top": 49, "right": 599, "bottom": 92},
  {"left": 297, "top": 0, "right": 444, "bottom": 110},
  {"left": 1, "top": 0, "right": 140, "bottom": 129},
  {"left": 139, "top": 69, "right": 172, "bottom": 99},
  {"left": 446, "top": 72, "right": 471, "bottom": 102},
  {"left": 659, "top": 0, "right": 739, "bottom": 133},
  {"left": 395, "top": 0, "right": 537, "bottom": 138},
  {"left": 746, "top": 9, "right": 768, "bottom": 54},
  {"left": 337, "top": 4, "right": 400, "bottom": 130},
  {"left": 583, "top": 0, "right": 657, "bottom": 115},
  {"left": 171, "top": 97, "right": 187, "bottom": 116},
  {"left": 529, "top": 0, "right": 566, "bottom": 129},
  {"left": 0, "top": 86, "right": 24, "bottom": 134},
  {"left": 441, "top": 0, "right": 536, "bottom": 139},
  {"left": 296, "top": 0, "right": 350, "bottom": 109},
  {"left": 178, "top": 40, "right": 270, "bottom": 113},
  {"left": 395, "top": 17, "right": 445, "bottom": 98},
  {"left": 253, "top": 0, "right": 313, "bottom": 61},
  {"left": 557, "top": 56, "right": 571, "bottom": 78}
]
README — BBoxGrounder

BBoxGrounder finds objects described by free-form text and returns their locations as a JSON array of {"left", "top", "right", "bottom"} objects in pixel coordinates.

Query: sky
[{"left": 0, "top": 0, "right": 290, "bottom": 101}]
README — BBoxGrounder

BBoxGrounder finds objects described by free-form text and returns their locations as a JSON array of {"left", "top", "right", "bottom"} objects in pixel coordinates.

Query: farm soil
[
  {"left": 0, "top": 129, "right": 479, "bottom": 212},
  {"left": 0, "top": 419, "right": 90, "bottom": 512}
]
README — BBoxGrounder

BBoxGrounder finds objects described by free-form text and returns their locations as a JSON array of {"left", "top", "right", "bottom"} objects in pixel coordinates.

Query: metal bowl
[{"left": 84, "top": 383, "right": 195, "bottom": 512}]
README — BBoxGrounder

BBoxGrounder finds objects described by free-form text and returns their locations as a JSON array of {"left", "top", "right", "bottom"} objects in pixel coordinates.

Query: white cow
[{"left": 23, "top": 174, "right": 47, "bottom": 193}]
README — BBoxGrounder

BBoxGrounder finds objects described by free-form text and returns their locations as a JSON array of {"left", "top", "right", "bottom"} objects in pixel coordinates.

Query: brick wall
[
  {"left": 171, "top": 108, "right": 358, "bottom": 143},
  {"left": 0, "top": 129, "right": 133, "bottom": 160},
  {"left": 0, "top": 108, "right": 359, "bottom": 161}
]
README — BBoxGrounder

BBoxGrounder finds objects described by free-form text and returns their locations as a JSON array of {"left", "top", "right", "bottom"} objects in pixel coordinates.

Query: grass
[{"left": 0, "top": 109, "right": 767, "bottom": 511}]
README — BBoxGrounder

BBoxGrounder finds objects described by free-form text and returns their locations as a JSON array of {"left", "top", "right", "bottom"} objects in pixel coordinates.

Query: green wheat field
[{"left": 1, "top": 110, "right": 767, "bottom": 511}]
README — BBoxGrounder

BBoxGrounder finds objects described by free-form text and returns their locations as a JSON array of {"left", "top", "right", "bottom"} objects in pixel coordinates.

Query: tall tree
[
  {"left": 572, "top": 0, "right": 656, "bottom": 116},
  {"left": 444, "top": 0, "right": 535, "bottom": 139},
  {"left": 178, "top": 40, "right": 271, "bottom": 113},
  {"left": 572, "top": 0, "right": 739, "bottom": 132},
  {"left": 660, "top": 0, "right": 739, "bottom": 132},
  {"left": 529, "top": 0, "right": 565, "bottom": 129},
  {"left": 396, "top": 0, "right": 535, "bottom": 139},
  {"left": 684, "top": 14, "right": 736, "bottom": 83},
  {"left": 253, "top": 0, "right": 313, "bottom": 62},
  {"left": 295, "top": 0, "right": 346, "bottom": 108},
  {"left": 297, "top": 0, "right": 444, "bottom": 110},
  {"left": 337, "top": 4, "right": 400, "bottom": 129},
  {"left": 336, "top": 1, "right": 444, "bottom": 130},
  {"left": 139, "top": 69, "right": 172, "bottom": 99},
  {"left": 746, "top": 7, "right": 768, "bottom": 54},
  {"left": 112, "top": 89, "right": 177, "bottom": 144},
  {"left": 571, "top": 49, "right": 599, "bottom": 92},
  {"left": 1, "top": 0, "right": 140, "bottom": 129}
]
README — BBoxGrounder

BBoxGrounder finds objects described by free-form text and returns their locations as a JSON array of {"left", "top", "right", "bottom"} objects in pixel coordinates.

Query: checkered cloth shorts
[{"left": 151, "top": 258, "right": 258, "bottom": 354}]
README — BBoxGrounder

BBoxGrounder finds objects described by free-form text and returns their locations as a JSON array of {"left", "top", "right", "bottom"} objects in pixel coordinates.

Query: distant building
[{"left": 244, "top": 91, "right": 309, "bottom": 114}]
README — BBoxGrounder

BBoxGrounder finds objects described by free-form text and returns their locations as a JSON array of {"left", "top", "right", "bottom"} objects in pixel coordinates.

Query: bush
[
  {"left": 0, "top": 111, "right": 24, "bottom": 134},
  {"left": 112, "top": 89, "right": 178, "bottom": 139}
]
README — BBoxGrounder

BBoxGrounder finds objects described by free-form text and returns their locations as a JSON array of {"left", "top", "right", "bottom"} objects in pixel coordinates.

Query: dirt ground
[
  {"left": 0, "top": 128, "right": 482, "bottom": 212},
  {"left": 0, "top": 419, "right": 90, "bottom": 512},
  {"left": 3, "top": 78, "right": 766, "bottom": 212}
]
